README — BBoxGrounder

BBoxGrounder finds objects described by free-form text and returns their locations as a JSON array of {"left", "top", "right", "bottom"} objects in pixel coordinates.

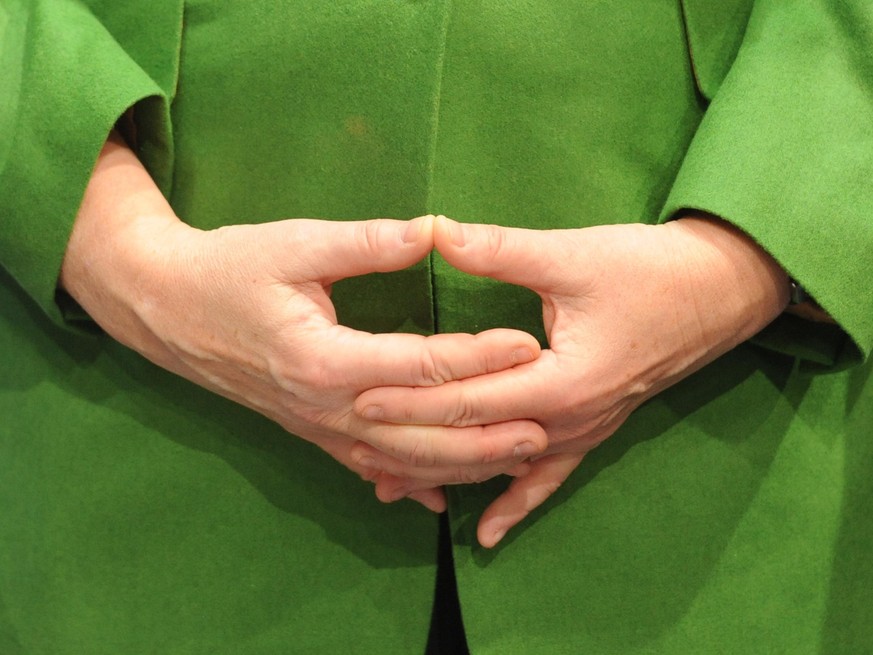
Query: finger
[
  {"left": 506, "top": 461, "right": 534, "bottom": 477},
  {"left": 350, "top": 441, "right": 533, "bottom": 486},
  {"left": 322, "top": 326, "right": 541, "bottom": 389},
  {"left": 352, "top": 451, "right": 447, "bottom": 512},
  {"left": 289, "top": 215, "right": 434, "bottom": 284},
  {"left": 373, "top": 475, "right": 448, "bottom": 513},
  {"left": 358, "top": 465, "right": 447, "bottom": 512},
  {"left": 477, "top": 452, "right": 584, "bottom": 548},
  {"left": 352, "top": 419, "right": 547, "bottom": 469},
  {"left": 355, "top": 351, "right": 558, "bottom": 426},
  {"left": 406, "top": 488, "right": 447, "bottom": 513},
  {"left": 433, "top": 215, "right": 579, "bottom": 293},
  {"left": 374, "top": 473, "right": 421, "bottom": 503}
]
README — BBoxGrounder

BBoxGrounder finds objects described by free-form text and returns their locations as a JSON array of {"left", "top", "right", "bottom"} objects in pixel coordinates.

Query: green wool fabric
[
  {"left": 1, "top": 0, "right": 872, "bottom": 653},
  {"left": 663, "top": 0, "right": 873, "bottom": 365}
]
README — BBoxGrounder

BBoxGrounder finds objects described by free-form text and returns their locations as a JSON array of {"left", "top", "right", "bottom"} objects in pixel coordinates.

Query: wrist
[
  {"left": 59, "top": 133, "right": 193, "bottom": 346},
  {"left": 667, "top": 215, "right": 790, "bottom": 345}
]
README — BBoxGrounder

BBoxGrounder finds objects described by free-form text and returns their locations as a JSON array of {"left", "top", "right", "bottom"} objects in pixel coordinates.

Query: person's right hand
[{"left": 59, "top": 134, "right": 548, "bottom": 512}]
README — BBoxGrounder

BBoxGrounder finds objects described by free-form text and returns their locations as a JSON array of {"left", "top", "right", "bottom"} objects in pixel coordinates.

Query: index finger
[
  {"left": 320, "top": 326, "right": 542, "bottom": 389},
  {"left": 354, "top": 351, "right": 559, "bottom": 426}
]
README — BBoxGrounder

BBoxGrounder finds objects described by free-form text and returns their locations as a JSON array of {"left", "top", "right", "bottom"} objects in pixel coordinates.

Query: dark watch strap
[{"left": 789, "top": 279, "right": 809, "bottom": 305}]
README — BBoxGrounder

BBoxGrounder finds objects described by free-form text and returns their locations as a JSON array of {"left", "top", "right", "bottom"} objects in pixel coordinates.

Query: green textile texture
[
  {"left": 664, "top": 0, "right": 873, "bottom": 365},
  {"left": 1, "top": 0, "right": 871, "bottom": 653},
  {"left": 0, "top": 0, "right": 164, "bottom": 323}
]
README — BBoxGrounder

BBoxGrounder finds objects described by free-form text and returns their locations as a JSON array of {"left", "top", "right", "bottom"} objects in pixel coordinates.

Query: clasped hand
[
  {"left": 61, "top": 136, "right": 546, "bottom": 518},
  {"left": 63, "top": 136, "right": 788, "bottom": 547},
  {"left": 351, "top": 215, "right": 789, "bottom": 546}
]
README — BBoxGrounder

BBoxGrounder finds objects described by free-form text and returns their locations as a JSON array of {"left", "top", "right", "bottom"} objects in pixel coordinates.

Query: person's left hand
[{"left": 351, "top": 215, "right": 790, "bottom": 546}]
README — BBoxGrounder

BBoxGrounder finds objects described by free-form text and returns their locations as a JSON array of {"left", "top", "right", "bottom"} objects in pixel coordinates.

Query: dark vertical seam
[{"left": 425, "top": 0, "right": 454, "bottom": 335}]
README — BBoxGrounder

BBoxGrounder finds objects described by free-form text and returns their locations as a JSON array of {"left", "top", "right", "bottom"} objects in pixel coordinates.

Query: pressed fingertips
[
  {"left": 402, "top": 214, "right": 433, "bottom": 243},
  {"left": 436, "top": 215, "right": 466, "bottom": 247}
]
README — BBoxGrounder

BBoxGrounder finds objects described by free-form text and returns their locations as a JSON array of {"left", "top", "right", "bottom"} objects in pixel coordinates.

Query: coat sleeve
[
  {"left": 0, "top": 0, "right": 180, "bottom": 328},
  {"left": 662, "top": 0, "right": 873, "bottom": 368}
]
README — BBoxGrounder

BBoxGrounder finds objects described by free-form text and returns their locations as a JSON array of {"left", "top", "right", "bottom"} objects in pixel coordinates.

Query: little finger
[
  {"left": 350, "top": 441, "right": 534, "bottom": 486},
  {"left": 477, "top": 452, "right": 585, "bottom": 548},
  {"left": 353, "top": 418, "right": 547, "bottom": 468}
]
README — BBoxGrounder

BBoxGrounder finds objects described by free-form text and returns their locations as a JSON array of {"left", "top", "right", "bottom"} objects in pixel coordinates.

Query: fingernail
[
  {"left": 513, "top": 441, "right": 540, "bottom": 458},
  {"left": 360, "top": 405, "right": 383, "bottom": 420},
  {"left": 490, "top": 526, "right": 507, "bottom": 547},
  {"left": 445, "top": 217, "right": 466, "bottom": 247},
  {"left": 356, "top": 455, "right": 377, "bottom": 469},
  {"left": 402, "top": 217, "right": 423, "bottom": 243},
  {"left": 510, "top": 347, "right": 535, "bottom": 365}
]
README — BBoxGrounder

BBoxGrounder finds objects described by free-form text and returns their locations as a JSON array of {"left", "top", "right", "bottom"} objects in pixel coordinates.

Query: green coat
[{"left": 2, "top": 0, "right": 872, "bottom": 652}]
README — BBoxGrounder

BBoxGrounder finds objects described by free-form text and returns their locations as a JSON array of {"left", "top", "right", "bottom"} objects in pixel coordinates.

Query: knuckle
[
  {"left": 360, "top": 220, "right": 384, "bottom": 258},
  {"left": 308, "top": 365, "right": 336, "bottom": 393},
  {"left": 407, "top": 436, "right": 438, "bottom": 467},
  {"left": 267, "top": 358, "right": 298, "bottom": 393},
  {"left": 293, "top": 355, "right": 336, "bottom": 392},
  {"left": 400, "top": 400, "right": 418, "bottom": 423},
  {"left": 484, "top": 224, "right": 506, "bottom": 263},
  {"left": 453, "top": 393, "right": 478, "bottom": 427},
  {"left": 476, "top": 439, "right": 500, "bottom": 466},
  {"left": 416, "top": 348, "right": 449, "bottom": 386}
]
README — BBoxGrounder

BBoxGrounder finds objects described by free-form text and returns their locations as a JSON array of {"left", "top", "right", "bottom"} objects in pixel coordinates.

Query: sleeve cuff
[
  {"left": 661, "top": 0, "right": 873, "bottom": 366},
  {"left": 0, "top": 0, "right": 172, "bottom": 329}
]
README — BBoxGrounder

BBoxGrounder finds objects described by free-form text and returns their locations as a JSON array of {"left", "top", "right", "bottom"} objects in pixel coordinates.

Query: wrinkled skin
[
  {"left": 353, "top": 215, "right": 789, "bottom": 546},
  {"left": 60, "top": 135, "right": 548, "bottom": 513}
]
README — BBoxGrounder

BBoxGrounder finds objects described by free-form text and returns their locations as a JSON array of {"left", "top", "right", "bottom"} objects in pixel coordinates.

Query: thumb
[
  {"left": 433, "top": 215, "right": 575, "bottom": 293},
  {"left": 289, "top": 215, "right": 435, "bottom": 284}
]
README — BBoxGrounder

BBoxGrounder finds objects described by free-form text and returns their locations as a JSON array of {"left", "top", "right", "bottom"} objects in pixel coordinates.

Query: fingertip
[
  {"left": 478, "top": 327, "right": 541, "bottom": 364},
  {"left": 402, "top": 214, "right": 434, "bottom": 244},
  {"left": 410, "top": 489, "right": 447, "bottom": 514},
  {"left": 434, "top": 214, "right": 466, "bottom": 248},
  {"left": 510, "top": 346, "right": 538, "bottom": 366},
  {"left": 519, "top": 330, "right": 543, "bottom": 358},
  {"left": 374, "top": 481, "right": 407, "bottom": 504},
  {"left": 321, "top": 216, "right": 435, "bottom": 281},
  {"left": 350, "top": 442, "right": 380, "bottom": 470},
  {"left": 478, "top": 522, "right": 507, "bottom": 549},
  {"left": 512, "top": 422, "right": 549, "bottom": 458}
]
